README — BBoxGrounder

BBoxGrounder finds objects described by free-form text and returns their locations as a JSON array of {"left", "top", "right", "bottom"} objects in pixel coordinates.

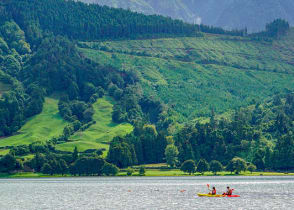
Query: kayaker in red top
[
  {"left": 208, "top": 186, "right": 216, "bottom": 195},
  {"left": 223, "top": 186, "right": 233, "bottom": 195},
  {"left": 211, "top": 187, "right": 216, "bottom": 195}
]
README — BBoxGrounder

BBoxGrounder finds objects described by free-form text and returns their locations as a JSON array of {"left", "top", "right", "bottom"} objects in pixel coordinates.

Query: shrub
[
  {"left": 180, "top": 159, "right": 196, "bottom": 175},
  {"left": 139, "top": 166, "right": 145, "bottom": 176}
]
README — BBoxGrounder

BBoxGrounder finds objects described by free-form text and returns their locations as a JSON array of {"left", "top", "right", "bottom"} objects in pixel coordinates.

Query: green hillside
[
  {"left": 0, "top": 97, "right": 67, "bottom": 147},
  {"left": 56, "top": 97, "right": 133, "bottom": 153},
  {"left": 79, "top": 29, "right": 294, "bottom": 120},
  {"left": 0, "top": 96, "right": 133, "bottom": 154}
]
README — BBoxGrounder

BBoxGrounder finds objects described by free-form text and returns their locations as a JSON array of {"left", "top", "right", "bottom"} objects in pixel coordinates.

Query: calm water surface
[{"left": 0, "top": 176, "right": 294, "bottom": 210}]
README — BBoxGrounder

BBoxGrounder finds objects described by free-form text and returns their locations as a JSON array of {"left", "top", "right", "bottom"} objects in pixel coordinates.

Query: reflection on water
[{"left": 0, "top": 176, "right": 294, "bottom": 210}]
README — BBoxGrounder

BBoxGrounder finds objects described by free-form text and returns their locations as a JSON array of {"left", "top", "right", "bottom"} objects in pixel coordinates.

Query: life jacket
[
  {"left": 212, "top": 189, "right": 216, "bottom": 195},
  {"left": 227, "top": 189, "right": 232, "bottom": 195}
]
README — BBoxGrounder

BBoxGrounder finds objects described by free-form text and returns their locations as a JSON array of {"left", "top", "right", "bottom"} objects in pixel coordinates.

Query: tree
[
  {"left": 210, "top": 160, "right": 223, "bottom": 175},
  {"left": 180, "top": 159, "right": 196, "bottom": 175},
  {"left": 264, "top": 147, "right": 273, "bottom": 170},
  {"left": 165, "top": 144, "right": 179, "bottom": 167},
  {"left": 253, "top": 149, "right": 265, "bottom": 171},
  {"left": 226, "top": 160, "right": 234, "bottom": 174},
  {"left": 231, "top": 157, "right": 247, "bottom": 174},
  {"left": 253, "top": 156, "right": 265, "bottom": 171},
  {"left": 196, "top": 159, "right": 209, "bottom": 175},
  {"left": 102, "top": 162, "right": 119, "bottom": 176},
  {"left": 273, "top": 133, "right": 294, "bottom": 170},
  {"left": 41, "top": 163, "right": 52, "bottom": 175},
  {"left": 265, "top": 19, "right": 290, "bottom": 38},
  {"left": 139, "top": 166, "right": 145, "bottom": 176},
  {"left": 247, "top": 163, "right": 257, "bottom": 174},
  {"left": 63, "top": 125, "right": 73, "bottom": 139},
  {"left": 72, "top": 146, "right": 78, "bottom": 162},
  {"left": 0, "top": 154, "right": 18, "bottom": 173},
  {"left": 30, "top": 153, "right": 46, "bottom": 172},
  {"left": 59, "top": 159, "right": 68, "bottom": 176},
  {"left": 73, "top": 157, "right": 105, "bottom": 176},
  {"left": 107, "top": 142, "right": 135, "bottom": 168}
]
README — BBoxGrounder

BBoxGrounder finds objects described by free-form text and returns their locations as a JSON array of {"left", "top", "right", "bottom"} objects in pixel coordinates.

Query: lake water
[{"left": 0, "top": 176, "right": 294, "bottom": 210}]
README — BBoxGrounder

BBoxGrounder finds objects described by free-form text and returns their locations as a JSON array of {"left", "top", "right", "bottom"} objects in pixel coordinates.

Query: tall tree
[{"left": 165, "top": 144, "right": 179, "bottom": 168}]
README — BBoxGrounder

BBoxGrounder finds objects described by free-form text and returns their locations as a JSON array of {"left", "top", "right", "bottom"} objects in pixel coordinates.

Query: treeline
[
  {"left": 6, "top": 0, "right": 198, "bottom": 40},
  {"left": 199, "top": 24, "right": 247, "bottom": 37},
  {"left": 250, "top": 19, "right": 290, "bottom": 40},
  {"left": 4, "top": 0, "right": 248, "bottom": 42},
  {"left": 0, "top": 144, "right": 119, "bottom": 176},
  {"left": 180, "top": 157, "right": 256, "bottom": 175}
]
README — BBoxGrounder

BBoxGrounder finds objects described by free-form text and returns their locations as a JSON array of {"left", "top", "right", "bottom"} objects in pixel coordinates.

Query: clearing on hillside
[
  {"left": 0, "top": 97, "right": 67, "bottom": 147},
  {"left": 56, "top": 97, "right": 133, "bottom": 153},
  {"left": 79, "top": 29, "right": 294, "bottom": 120},
  {"left": 0, "top": 82, "right": 11, "bottom": 96}
]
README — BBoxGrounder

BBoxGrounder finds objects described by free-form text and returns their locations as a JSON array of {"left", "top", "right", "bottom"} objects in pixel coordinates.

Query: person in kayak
[
  {"left": 223, "top": 186, "right": 233, "bottom": 195},
  {"left": 208, "top": 186, "right": 216, "bottom": 195}
]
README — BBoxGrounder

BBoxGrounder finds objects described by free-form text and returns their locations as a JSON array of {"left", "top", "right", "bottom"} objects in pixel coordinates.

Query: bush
[
  {"left": 227, "top": 157, "right": 247, "bottom": 174},
  {"left": 210, "top": 160, "right": 223, "bottom": 175},
  {"left": 248, "top": 163, "right": 257, "bottom": 174},
  {"left": 102, "top": 162, "right": 119, "bottom": 176},
  {"left": 196, "top": 159, "right": 209, "bottom": 175},
  {"left": 139, "top": 166, "right": 145, "bottom": 176},
  {"left": 41, "top": 163, "right": 52, "bottom": 175},
  {"left": 180, "top": 159, "right": 196, "bottom": 175}
]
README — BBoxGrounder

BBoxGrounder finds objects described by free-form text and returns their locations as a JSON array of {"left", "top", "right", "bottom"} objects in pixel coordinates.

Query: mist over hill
[{"left": 81, "top": 0, "right": 294, "bottom": 32}]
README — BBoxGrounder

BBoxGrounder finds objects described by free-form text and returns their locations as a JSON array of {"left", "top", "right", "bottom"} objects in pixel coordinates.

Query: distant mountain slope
[{"left": 81, "top": 0, "right": 294, "bottom": 32}]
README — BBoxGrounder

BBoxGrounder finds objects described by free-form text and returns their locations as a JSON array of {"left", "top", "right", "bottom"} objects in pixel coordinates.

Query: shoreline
[{"left": 1, "top": 170, "right": 293, "bottom": 179}]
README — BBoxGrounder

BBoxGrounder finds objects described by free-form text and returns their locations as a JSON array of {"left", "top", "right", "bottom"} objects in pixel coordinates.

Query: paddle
[{"left": 207, "top": 184, "right": 211, "bottom": 193}]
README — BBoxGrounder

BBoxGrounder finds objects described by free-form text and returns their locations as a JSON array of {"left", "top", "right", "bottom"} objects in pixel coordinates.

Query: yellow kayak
[
  {"left": 198, "top": 194, "right": 224, "bottom": 197},
  {"left": 198, "top": 194, "right": 240, "bottom": 197}
]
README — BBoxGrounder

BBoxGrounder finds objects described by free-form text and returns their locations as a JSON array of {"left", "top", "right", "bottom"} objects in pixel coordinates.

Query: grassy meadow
[
  {"left": 79, "top": 29, "right": 294, "bottom": 120},
  {"left": 0, "top": 96, "right": 132, "bottom": 157},
  {"left": 0, "top": 97, "right": 67, "bottom": 147},
  {"left": 56, "top": 97, "right": 133, "bottom": 154}
]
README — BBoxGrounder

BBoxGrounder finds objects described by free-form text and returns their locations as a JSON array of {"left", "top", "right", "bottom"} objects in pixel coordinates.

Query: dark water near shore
[{"left": 0, "top": 176, "right": 294, "bottom": 210}]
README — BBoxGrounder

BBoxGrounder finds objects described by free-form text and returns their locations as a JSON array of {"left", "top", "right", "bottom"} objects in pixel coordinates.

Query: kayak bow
[{"left": 197, "top": 193, "right": 240, "bottom": 197}]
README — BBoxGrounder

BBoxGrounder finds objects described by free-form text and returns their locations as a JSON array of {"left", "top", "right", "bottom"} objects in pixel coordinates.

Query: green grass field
[
  {"left": 56, "top": 97, "right": 133, "bottom": 153},
  {"left": 0, "top": 149, "right": 9, "bottom": 156},
  {"left": 79, "top": 29, "right": 294, "bottom": 120},
  {"left": 0, "top": 97, "right": 68, "bottom": 147}
]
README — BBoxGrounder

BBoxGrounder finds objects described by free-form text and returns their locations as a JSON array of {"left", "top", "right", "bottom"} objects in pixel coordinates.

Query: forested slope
[{"left": 79, "top": 29, "right": 294, "bottom": 120}]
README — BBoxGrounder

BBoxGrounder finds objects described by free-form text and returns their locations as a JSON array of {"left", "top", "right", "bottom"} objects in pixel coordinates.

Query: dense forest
[
  {"left": 0, "top": 0, "right": 293, "bottom": 175},
  {"left": 107, "top": 92, "right": 294, "bottom": 171}
]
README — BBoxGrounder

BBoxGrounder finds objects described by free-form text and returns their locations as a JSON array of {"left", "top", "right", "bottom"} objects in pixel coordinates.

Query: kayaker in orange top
[{"left": 223, "top": 186, "right": 233, "bottom": 195}]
